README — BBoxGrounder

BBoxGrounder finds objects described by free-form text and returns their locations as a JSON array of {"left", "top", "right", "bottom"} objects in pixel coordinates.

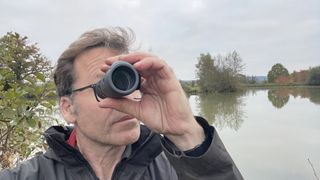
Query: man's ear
[{"left": 60, "top": 96, "right": 77, "bottom": 124}]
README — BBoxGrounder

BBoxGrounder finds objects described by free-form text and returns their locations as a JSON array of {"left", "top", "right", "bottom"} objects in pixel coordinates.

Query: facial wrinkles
[
  {"left": 77, "top": 48, "right": 116, "bottom": 85},
  {"left": 75, "top": 48, "right": 133, "bottom": 126},
  {"left": 85, "top": 57, "right": 107, "bottom": 83}
]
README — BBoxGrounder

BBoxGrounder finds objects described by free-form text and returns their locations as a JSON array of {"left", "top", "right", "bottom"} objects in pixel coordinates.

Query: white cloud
[{"left": 1, "top": 0, "right": 319, "bottom": 79}]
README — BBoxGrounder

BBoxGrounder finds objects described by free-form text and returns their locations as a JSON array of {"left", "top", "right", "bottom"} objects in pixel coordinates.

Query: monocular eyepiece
[{"left": 95, "top": 61, "right": 140, "bottom": 98}]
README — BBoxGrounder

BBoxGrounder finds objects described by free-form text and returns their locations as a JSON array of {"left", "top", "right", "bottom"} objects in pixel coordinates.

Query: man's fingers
[
  {"left": 107, "top": 53, "right": 172, "bottom": 80},
  {"left": 100, "top": 64, "right": 110, "bottom": 73},
  {"left": 119, "top": 52, "right": 156, "bottom": 64},
  {"left": 106, "top": 52, "right": 170, "bottom": 74},
  {"left": 135, "top": 58, "right": 175, "bottom": 80},
  {"left": 133, "top": 57, "right": 165, "bottom": 71}
]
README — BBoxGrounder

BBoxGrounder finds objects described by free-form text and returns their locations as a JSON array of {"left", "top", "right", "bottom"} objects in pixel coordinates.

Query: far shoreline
[
  {"left": 243, "top": 84, "right": 320, "bottom": 88},
  {"left": 182, "top": 83, "right": 320, "bottom": 95}
]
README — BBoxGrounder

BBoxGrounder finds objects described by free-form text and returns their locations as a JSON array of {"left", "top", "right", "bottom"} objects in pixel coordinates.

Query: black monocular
[{"left": 95, "top": 61, "right": 140, "bottom": 98}]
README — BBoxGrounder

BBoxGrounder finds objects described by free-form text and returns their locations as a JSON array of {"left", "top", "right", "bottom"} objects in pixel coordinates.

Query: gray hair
[{"left": 53, "top": 27, "right": 135, "bottom": 97}]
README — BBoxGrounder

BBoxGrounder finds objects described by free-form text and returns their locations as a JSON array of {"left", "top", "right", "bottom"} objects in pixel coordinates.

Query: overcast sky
[{"left": 1, "top": 0, "right": 319, "bottom": 80}]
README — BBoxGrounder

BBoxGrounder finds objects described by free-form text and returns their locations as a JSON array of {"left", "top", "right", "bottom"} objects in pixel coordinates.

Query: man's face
[{"left": 64, "top": 47, "right": 141, "bottom": 146}]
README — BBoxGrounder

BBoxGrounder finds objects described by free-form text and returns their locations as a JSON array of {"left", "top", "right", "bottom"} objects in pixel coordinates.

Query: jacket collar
[{"left": 43, "top": 125, "right": 162, "bottom": 168}]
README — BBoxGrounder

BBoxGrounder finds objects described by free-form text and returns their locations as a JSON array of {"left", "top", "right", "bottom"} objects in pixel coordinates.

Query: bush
[{"left": 0, "top": 32, "right": 57, "bottom": 168}]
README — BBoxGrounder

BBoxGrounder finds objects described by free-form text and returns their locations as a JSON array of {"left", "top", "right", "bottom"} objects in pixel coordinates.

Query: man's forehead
[
  {"left": 73, "top": 48, "right": 117, "bottom": 82},
  {"left": 75, "top": 48, "right": 120, "bottom": 68},
  {"left": 77, "top": 47, "right": 120, "bottom": 59},
  {"left": 77, "top": 47, "right": 118, "bottom": 62}
]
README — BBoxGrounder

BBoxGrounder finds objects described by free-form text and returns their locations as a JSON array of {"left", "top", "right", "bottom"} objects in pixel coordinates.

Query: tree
[
  {"left": 195, "top": 51, "right": 245, "bottom": 93},
  {"left": 213, "top": 51, "right": 244, "bottom": 92},
  {"left": 0, "top": 32, "right": 57, "bottom": 168},
  {"left": 195, "top": 53, "right": 215, "bottom": 92},
  {"left": 274, "top": 75, "right": 290, "bottom": 84},
  {"left": 290, "top": 70, "right": 309, "bottom": 84},
  {"left": 224, "top": 51, "right": 244, "bottom": 76},
  {"left": 267, "top": 63, "right": 289, "bottom": 83},
  {"left": 247, "top": 76, "right": 257, "bottom": 84},
  {"left": 307, "top": 66, "right": 320, "bottom": 85}
]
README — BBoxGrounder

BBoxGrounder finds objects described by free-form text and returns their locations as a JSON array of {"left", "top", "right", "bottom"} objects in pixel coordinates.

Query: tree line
[
  {"left": 182, "top": 56, "right": 319, "bottom": 94},
  {"left": 266, "top": 63, "right": 320, "bottom": 85}
]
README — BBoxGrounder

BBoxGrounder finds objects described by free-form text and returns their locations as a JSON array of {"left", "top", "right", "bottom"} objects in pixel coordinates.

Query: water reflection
[
  {"left": 189, "top": 87, "right": 320, "bottom": 179},
  {"left": 194, "top": 87, "right": 320, "bottom": 130},
  {"left": 197, "top": 91, "right": 246, "bottom": 131},
  {"left": 267, "top": 89, "right": 289, "bottom": 108},
  {"left": 267, "top": 87, "right": 320, "bottom": 108},
  {"left": 308, "top": 88, "right": 320, "bottom": 105}
]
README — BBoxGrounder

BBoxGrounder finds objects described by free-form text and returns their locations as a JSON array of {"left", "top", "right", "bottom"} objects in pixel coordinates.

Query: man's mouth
[{"left": 113, "top": 115, "right": 135, "bottom": 124}]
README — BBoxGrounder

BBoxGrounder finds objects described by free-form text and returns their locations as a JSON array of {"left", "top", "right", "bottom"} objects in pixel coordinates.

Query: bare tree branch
[{"left": 308, "top": 158, "right": 320, "bottom": 180}]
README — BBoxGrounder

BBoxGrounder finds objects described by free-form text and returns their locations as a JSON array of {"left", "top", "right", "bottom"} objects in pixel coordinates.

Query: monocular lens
[
  {"left": 112, "top": 67, "right": 134, "bottom": 91},
  {"left": 95, "top": 61, "right": 140, "bottom": 98}
]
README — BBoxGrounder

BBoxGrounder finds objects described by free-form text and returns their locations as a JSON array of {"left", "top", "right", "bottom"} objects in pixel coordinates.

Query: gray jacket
[{"left": 0, "top": 117, "right": 243, "bottom": 180}]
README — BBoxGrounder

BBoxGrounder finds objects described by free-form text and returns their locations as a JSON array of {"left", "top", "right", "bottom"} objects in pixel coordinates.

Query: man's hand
[{"left": 98, "top": 52, "right": 205, "bottom": 151}]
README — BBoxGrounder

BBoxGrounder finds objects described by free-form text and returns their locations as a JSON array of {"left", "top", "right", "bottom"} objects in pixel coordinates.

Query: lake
[{"left": 188, "top": 87, "right": 320, "bottom": 180}]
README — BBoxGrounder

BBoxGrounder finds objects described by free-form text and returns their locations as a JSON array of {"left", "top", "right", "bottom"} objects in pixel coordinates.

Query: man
[{"left": 0, "top": 27, "right": 243, "bottom": 180}]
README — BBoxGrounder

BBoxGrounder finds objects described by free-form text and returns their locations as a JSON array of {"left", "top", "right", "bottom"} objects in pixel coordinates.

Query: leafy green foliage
[
  {"left": 267, "top": 63, "right": 289, "bottom": 83},
  {"left": 0, "top": 32, "right": 57, "bottom": 168},
  {"left": 307, "top": 66, "right": 320, "bottom": 85},
  {"left": 195, "top": 51, "right": 244, "bottom": 93},
  {"left": 179, "top": 80, "right": 198, "bottom": 96},
  {"left": 195, "top": 53, "right": 215, "bottom": 92}
]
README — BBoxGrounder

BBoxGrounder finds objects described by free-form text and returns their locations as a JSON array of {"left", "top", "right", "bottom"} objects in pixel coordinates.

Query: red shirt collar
[{"left": 67, "top": 129, "right": 77, "bottom": 148}]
